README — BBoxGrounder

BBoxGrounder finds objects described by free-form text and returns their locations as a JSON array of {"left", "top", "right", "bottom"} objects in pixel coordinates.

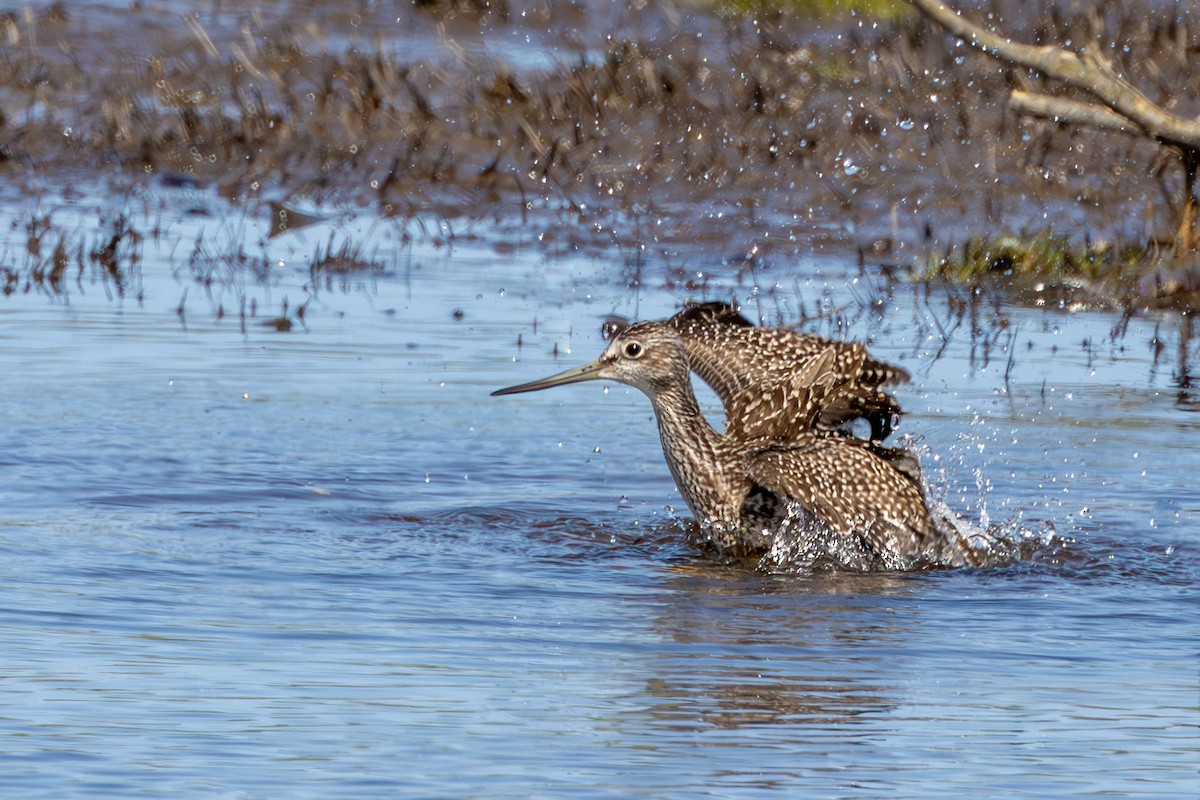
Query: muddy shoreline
[{"left": 1, "top": 0, "right": 1199, "bottom": 308}]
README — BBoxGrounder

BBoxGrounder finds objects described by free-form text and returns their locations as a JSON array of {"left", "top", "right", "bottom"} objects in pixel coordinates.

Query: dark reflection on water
[{"left": 639, "top": 568, "right": 919, "bottom": 732}]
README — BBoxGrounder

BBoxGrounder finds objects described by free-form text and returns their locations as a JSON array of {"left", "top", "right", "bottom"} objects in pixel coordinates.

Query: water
[{"left": 1, "top": 191, "right": 1197, "bottom": 797}]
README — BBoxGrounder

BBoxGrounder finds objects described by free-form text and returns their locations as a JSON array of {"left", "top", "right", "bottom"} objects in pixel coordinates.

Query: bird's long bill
[{"left": 491, "top": 359, "right": 607, "bottom": 396}]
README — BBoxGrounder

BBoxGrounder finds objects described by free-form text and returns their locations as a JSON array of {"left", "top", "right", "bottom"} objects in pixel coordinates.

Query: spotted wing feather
[
  {"left": 743, "top": 435, "right": 956, "bottom": 568},
  {"left": 670, "top": 302, "right": 908, "bottom": 440},
  {"left": 724, "top": 347, "right": 850, "bottom": 442}
]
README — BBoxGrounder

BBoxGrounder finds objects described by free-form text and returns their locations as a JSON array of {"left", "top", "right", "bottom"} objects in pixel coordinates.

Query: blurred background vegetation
[{"left": 0, "top": 0, "right": 1197, "bottom": 307}]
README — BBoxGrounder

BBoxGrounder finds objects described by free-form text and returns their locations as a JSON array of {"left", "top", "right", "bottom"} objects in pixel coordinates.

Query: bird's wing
[
  {"left": 722, "top": 347, "right": 843, "bottom": 441},
  {"left": 743, "top": 436, "right": 941, "bottom": 565},
  {"left": 669, "top": 301, "right": 755, "bottom": 329},
  {"left": 670, "top": 303, "right": 908, "bottom": 440},
  {"left": 783, "top": 322, "right": 911, "bottom": 387},
  {"left": 669, "top": 303, "right": 772, "bottom": 405},
  {"left": 673, "top": 301, "right": 910, "bottom": 388}
]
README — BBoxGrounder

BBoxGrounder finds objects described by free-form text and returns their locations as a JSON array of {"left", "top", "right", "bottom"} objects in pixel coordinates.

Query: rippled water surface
[{"left": 1, "top": 191, "right": 1197, "bottom": 798}]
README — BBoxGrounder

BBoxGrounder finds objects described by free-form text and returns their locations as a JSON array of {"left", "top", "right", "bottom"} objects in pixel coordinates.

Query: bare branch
[
  {"left": 1008, "top": 90, "right": 1138, "bottom": 136},
  {"left": 904, "top": 0, "right": 1200, "bottom": 150}
]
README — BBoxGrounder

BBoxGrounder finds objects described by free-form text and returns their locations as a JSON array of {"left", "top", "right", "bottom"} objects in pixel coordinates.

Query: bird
[
  {"left": 492, "top": 319, "right": 971, "bottom": 570},
  {"left": 668, "top": 302, "right": 909, "bottom": 441}
]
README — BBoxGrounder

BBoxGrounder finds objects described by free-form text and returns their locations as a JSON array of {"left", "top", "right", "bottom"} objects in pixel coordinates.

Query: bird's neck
[{"left": 648, "top": 380, "right": 739, "bottom": 524}]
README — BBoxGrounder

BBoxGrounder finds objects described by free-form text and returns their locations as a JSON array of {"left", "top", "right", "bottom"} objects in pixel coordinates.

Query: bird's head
[{"left": 492, "top": 321, "right": 689, "bottom": 398}]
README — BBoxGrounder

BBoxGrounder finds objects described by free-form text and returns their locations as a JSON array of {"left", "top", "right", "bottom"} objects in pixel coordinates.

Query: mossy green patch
[
  {"left": 919, "top": 234, "right": 1200, "bottom": 310},
  {"left": 714, "top": 0, "right": 909, "bottom": 21},
  {"left": 924, "top": 235, "right": 1152, "bottom": 285}
]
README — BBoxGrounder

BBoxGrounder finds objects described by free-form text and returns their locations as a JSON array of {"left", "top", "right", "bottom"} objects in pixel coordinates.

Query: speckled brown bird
[
  {"left": 669, "top": 302, "right": 910, "bottom": 441},
  {"left": 493, "top": 320, "right": 970, "bottom": 570}
]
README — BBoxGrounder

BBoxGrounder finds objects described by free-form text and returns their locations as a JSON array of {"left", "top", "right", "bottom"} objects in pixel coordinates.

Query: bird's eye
[{"left": 623, "top": 341, "right": 644, "bottom": 359}]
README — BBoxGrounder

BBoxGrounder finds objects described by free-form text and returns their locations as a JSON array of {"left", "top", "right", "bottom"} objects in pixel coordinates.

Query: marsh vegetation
[{"left": 0, "top": 0, "right": 1197, "bottom": 310}]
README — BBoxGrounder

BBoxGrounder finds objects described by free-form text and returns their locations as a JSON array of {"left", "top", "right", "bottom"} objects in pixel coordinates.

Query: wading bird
[{"left": 493, "top": 318, "right": 970, "bottom": 570}]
